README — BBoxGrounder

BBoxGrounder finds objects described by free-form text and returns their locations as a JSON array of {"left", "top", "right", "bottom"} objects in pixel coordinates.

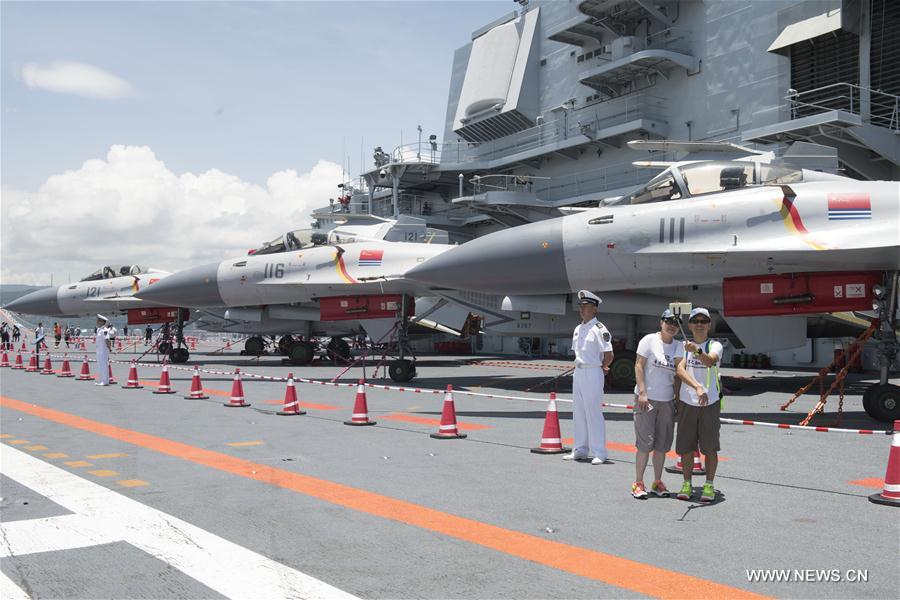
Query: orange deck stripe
[
  {"left": 0, "top": 396, "right": 762, "bottom": 599},
  {"left": 849, "top": 478, "right": 884, "bottom": 489},
  {"left": 381, "top": 413, "right": 492, "bottom": 431}
]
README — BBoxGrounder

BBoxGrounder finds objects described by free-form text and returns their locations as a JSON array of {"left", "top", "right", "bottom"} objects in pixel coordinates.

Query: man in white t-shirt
[
  {"left": 675, "top": 307, "right": 721, "bottom": 503},
  {"left": 631, "top": 309, "right": 684, "bottom": 499}
]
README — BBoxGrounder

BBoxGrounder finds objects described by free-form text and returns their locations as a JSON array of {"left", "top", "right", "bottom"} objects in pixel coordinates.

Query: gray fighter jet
[
  {"left": 134, "top": 231, "right": 456, "bottom": 380},
  {"left": 407, "top": 158, "right": 900, "bottom": 420},
  {"left": 4, "top": 265, "right": 171, "bottom": 317},
  {"left": 1, "top": 264, "right": 199, "bottom": 360}
]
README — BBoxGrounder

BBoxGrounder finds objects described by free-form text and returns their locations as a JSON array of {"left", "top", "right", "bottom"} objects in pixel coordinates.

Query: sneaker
[
  {"left": 650, "top": 480, "right": 670, "bottom": 497},
  {"left": 700, "top": 482, "right": 716, "bottom": 503},
  {"left": 676, "top": 481, "right": 693, "bottom": 501},
  {"left": 591, "top": 457, "right": 611, "bottom": 465},
  {"left": 631, "top": 482, "right": 648, "bottom": 499},
  {"left": 562, "top": 453, "right": 587, "bottom": 461}
]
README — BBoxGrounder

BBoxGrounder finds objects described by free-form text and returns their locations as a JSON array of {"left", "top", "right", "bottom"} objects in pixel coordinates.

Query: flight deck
[{"left": 1, "top": 341, "right": 897, "bottom": 599}]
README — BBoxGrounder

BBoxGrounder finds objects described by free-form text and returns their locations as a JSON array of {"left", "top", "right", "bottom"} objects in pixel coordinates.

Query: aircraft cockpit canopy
[
  {"left": 80, "top": 265, "right": 147, "bottom": 281},
  {"left": 623, "top": 161, "right": 804, "bottom": 205},
  {"left": 249, "top": 229, "right": 327, "bottom": 256}
]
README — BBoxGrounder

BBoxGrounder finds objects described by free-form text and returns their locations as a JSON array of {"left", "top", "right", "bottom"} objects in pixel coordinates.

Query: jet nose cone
[
  {"left": 3, "top": 287, "right": 61, "bottom": 315},
  {"left": 406, "top": 218, "right": 570, "bottom": 295},
  {"left": 134, "top": 263, "right": 223, "bottom": 307}
]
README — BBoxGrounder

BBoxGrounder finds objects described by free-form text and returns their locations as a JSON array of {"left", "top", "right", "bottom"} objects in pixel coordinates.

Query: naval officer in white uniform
[
  {"left": 95, "top": 315, "right": 111, "bottom": 386},
  {"left": 564, "top": 290, "right": 614, "bottom": 464}
]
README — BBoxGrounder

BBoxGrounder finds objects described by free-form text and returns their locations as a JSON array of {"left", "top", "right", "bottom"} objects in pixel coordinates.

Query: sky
[{"left": 1, "top": 0, "right": 508, "bottom": 285}]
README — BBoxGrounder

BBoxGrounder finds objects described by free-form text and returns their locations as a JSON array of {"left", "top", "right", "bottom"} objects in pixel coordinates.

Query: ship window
[
  {"left": 680, "top": 162, "right": 755, "bottom": 196},
  {"left": 626, "top": 172, "right": 683, "bottom": 204}
]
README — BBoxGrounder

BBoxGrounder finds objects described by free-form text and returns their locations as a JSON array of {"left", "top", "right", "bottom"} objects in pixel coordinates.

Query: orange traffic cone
[
  {"left": 344, "top": 379, "right": 375, "bottom": 425},
  {"left": 153, "top": 362, "right": 176, "bottom": 394},
  {"left": 184, "top": 366, "right": 209, "bottom": 399},
  {"left": 531, "top": 392, "right": 570, "bottom": 454},
  {"left": 0, "top": 351, "right": 9, "bottom": 367},
  {"left": 116, "top": 339, "right": 123, "bottom": 353},
  {"left": 190, "top": 338, "right": 197, "bottom": 351},
  {"left": 76, "top": 356, "right": 92, "bottom": 380},
  {"left": 869, "top": 420, "right": 900, "bottom": 507},
  {"left": 40, "top": 355, "right": 54, "bottom": 375},
  {"left": 26, "top": 353, "right": 38, "bottom": 372},
  {"left": 224, "top": 368, "right": 249, "bottom": 407},
  {"left": 122, "top": 361, "right": 143, "bottom": 389},
  {"left": 430, "top": 384, "right": 466, "bottom": 439},
  {"left": 12, "top": 352, "right": 24, "bottom": 370},
  {"left": 107, "top": 363, "right": 118, "bottom": 385},
  {"left": 58, "top": 355, "right": 74, "bottom": 378},
  {"left": 277, "top": 373, "right": 306, "bottom": 415},
  {"left": 80, "top": 340, "right": 87, "bottom": 350},
  {"left": 20, "top": 342, "right": 26, "bottom": 352},
  {"left": 667, "top": 452, "right": 706, "bottom": 475}
]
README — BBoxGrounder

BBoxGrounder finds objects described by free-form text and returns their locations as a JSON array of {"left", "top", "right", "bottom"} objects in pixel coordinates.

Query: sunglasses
[
  {"left": 690, "top": 319, "right": 711, "bottom": 324},
  {"left": 662, "top": 318, "right": 680, "bottom": 325}
]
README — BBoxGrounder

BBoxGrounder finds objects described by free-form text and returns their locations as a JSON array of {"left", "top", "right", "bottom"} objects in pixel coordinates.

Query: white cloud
[
  {"left": 21, "top": 61, "right": 134, "bottom": 100},
  {"left": 0, "top": 145, "right": 344, "bottom": 285}
]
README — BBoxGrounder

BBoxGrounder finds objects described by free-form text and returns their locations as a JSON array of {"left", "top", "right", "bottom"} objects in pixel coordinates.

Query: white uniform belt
[{"left": 576, "top": 363, "right": 603, "bottom": 369}]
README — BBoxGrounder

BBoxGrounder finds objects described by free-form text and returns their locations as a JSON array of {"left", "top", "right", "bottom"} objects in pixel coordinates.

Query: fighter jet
[
  {"left": 407, "top": 156, "right": 900, "bottom": 420},
  {"left": 4, "top": 264, "right": 171, "bottom": 317},
  {"left": 134, "top": 229, "right": 457, "bottom": 380}
]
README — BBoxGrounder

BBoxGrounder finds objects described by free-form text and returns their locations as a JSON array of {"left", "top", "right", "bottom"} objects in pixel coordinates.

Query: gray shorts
[
  {"left": 633, "top": 398, "right": 676, "bottom": 453},
  {"left": 675, "top": 400, "right": 721, "bottom": 455}
]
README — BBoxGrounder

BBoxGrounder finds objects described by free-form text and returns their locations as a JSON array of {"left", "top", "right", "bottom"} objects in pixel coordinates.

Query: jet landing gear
[
  {"left": 863, "top": 273, "right": 899, "bottom": 422},
  {"left": 326, "top": 337, "right": 351, "bottom": 365},
  {"left": 164, "top": 310, "right": 190, "bottom": 364},
  {"left": 286, "top": 339, "right": 315, "bottom": 366},
  {"left": 607, "top": 349, "right": 637, "bottom": 389},
  {"left": 386, "top": 297, "right": 417, "bottom": 383}
]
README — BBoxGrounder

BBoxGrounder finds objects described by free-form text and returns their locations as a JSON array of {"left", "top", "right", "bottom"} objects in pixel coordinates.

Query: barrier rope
[
  {"left": 24, "top": 351, "right": 891, "bottom": 436},
  {"left": 471, "top": 360, "right": 571, "bottom": 372}
]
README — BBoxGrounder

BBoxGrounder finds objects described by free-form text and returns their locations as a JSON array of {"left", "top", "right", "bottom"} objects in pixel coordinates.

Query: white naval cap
[
  {"left": 576, "top": 290, "right": 602, "bottom": 306},
  {"left": 96, "top": 314, "right": 109, "bottom": 322}
]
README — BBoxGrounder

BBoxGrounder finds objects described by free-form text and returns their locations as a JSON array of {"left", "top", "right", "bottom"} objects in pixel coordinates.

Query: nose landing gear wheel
[
  {"left": 388, "top": 359, "right": 416, "bottom": 383},
  {"left": 157, "top": 341, "right": 172, "bottom": 356},
  {"left": 244, "top": 337, "right": 265, "bottom": 355},
  {"left": 864, "top": 383, "right": 900, "bottom": 422},
  {"left": 168, "top": 347, "right": 190, "bottom": 364}
]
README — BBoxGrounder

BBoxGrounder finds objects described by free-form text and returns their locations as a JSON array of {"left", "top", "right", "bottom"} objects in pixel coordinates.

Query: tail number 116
[{"left": 263, "top": 263, "right": 285, "bottom": 279}]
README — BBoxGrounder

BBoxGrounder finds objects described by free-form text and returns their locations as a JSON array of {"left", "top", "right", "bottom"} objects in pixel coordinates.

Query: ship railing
[
  {"left": 787, "top": 83, "right": 899, "bottom": 130},
  {"left": 471, "top": 174, "right": 551, "bottom": 194},
  {"left": 441, "top": 93, "right": 668, "bottom": 165},
  {"left": 390, "top": 142, "right": 442, "bottom": 164},
  {"left": 468, "top": 153, "right": 677, "bottom": 203}
]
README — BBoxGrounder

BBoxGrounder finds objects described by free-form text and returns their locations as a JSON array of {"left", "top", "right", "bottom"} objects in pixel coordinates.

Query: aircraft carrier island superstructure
[{"left": 311, "top": 0, "right": 899, "bottom": 364}]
